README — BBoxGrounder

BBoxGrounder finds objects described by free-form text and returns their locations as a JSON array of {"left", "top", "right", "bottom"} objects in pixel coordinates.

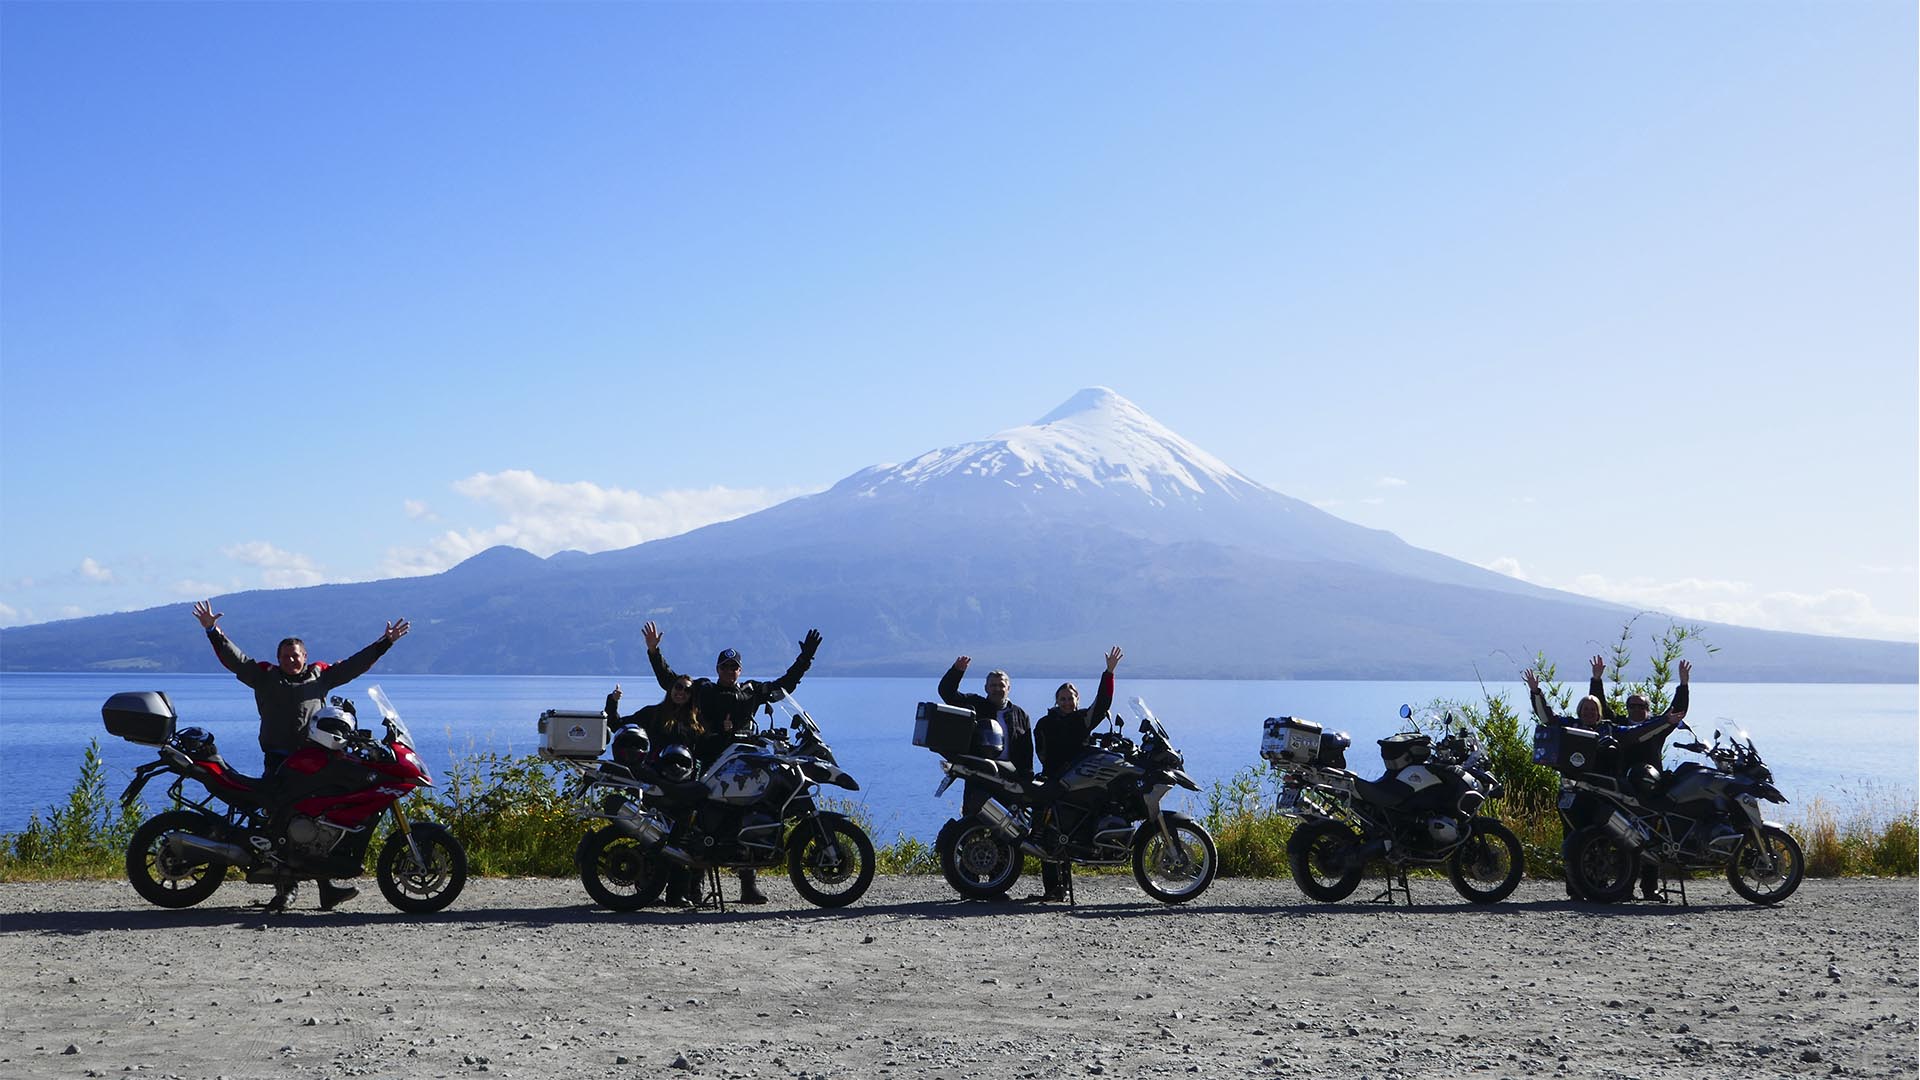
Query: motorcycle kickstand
[
  {"left": 1653, "top": 863, "right": 1688, "bottom": 907},
  {"left": 1369, "top": 869, "right": 1412, "bottom": 907},
  {"left": 700, "top": 867, "right": 726, "bottom": 914}
]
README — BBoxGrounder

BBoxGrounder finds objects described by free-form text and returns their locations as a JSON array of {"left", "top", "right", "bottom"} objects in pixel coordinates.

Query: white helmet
[{"left": 307, "top": 705, "right": 357, "bottom": 751}]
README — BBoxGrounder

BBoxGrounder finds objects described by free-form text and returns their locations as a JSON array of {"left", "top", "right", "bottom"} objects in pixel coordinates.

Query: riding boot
[
  {"left": 662, "top": 866, "right": 694, "bottom": 908},
  {"left": 262, "top": 882, "right": 296, "bottom": 914},
  {"left": 737, "top": 867, "right": 768, "bottom": 905},
  {"left": 318, "top": 881, "right": 360, "bottom": 911}
]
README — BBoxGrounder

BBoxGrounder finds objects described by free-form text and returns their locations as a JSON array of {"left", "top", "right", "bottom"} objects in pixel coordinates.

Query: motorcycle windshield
[
  {"left": 366, "top": 684, "right": 418, "bottom": 752},
  {"left": 1129, "top": 696, "right": 1171, "bottom": 746},
  {"left": 770, "top": 693, "right": 825, "bottom": 746}
]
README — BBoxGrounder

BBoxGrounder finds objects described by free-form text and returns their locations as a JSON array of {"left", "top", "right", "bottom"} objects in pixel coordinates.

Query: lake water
[{"left": 2, "top": 673, "right": 1914, "bottom": 843}]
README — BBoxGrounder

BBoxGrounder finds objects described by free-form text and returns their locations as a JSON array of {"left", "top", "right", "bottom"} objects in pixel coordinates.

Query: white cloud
[
  {"left": 379, "top": 470, "right": 813, "bottom": 577},
  {"left": 171, "top": 579, "right": 237, "bottom": 598},
  {"left": 0, "top": 601, "right": 18, "bottom": 623},
  {"left": 1376, "top": 477, "right": 1407, "bottom": 488},
  {"left": 1358, "top": 497, "right": 1385, "bottom": 506},
  {"left": 1483, "top": 557, "right": 1919, "bottom": 642},
  {"left": 223, "top": 541, "right": 327, "bottom": 588},
  {"left": 80, "top": 557, "right": 114, "bottom": 583},
  {"left": 403, "top": 499, "right": 436, "bottom": 521}
]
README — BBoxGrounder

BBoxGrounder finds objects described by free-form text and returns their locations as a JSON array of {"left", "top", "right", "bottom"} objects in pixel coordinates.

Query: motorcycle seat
[
  {"left": 950, "top": 755, "right": 1025, "bottom": 781},
  {"left": 1351, "top": 776, "right": 1411, "bottom": 809}
]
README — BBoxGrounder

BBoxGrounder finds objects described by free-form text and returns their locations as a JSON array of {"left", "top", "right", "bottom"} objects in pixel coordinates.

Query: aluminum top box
[{"left": 538, "top": 709, "right": 609, "bottom": 760}]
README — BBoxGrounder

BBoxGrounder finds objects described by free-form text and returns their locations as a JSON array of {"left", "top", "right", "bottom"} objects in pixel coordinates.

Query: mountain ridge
[{"left": 2, "top": 389, "right": 1911, "bottom": 682}]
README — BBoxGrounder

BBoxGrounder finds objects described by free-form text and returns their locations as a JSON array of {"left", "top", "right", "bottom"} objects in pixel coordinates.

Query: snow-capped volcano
[{"left": 835, "top": 387, "right": 1259, "bottom": 506}]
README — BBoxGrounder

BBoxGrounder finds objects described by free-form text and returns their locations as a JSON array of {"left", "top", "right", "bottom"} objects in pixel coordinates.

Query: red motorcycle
[{"left": 107, "top": 684, "right": 467, "bottom": 913}]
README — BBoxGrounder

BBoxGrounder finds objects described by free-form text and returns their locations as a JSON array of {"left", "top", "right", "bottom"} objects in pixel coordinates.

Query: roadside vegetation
[{"left": 5, "top": 618, "right": 1914, "bottom": 882}]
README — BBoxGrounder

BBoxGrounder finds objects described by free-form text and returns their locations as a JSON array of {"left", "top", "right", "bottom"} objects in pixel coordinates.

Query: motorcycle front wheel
[
  {"left": 125, "top": 810, "right": 227, "bottom": 909},
  {"left": 1131, "top": 813, "right": 1218, "bottom": 904},
  {"left": 937, "top": 817, "right": 1023, "bottom": 901},
  {"left": 788, "top": 812, "right": 875, "bottom": 908},
  {"left": 1286, "top": 820, "right": 1366, "bottom": 902},
  {"left": 1447, "top": 818, "right": 1524, "bottom": 903},
  {"left": 1564, "top": 827, "right": 1637, "bottom": 904},
  {"left": 1727, "top": 825, "right": 1804, "bottom": 905},
  {"left": 376, "top": 822, "right": 467, "bottom": 914},
  {"left": 577, "top": 826, "right": 665, "bottom": 912}
]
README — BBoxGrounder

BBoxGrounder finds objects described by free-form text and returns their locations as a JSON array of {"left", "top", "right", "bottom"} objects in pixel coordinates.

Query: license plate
[
  {"left": 1557, "top": 789, "right": 1576, "bottom": 809},
  {"left": 1277, "top": 789, "right": 1301, "bottom": 810}
]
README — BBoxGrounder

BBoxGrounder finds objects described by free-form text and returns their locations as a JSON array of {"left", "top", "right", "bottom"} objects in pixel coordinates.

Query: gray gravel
[{"left": 1, "top": 876, "right": 1915, "bottom": 1080}]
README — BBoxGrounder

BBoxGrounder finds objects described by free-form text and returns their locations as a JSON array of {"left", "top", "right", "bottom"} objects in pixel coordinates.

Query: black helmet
[
  {"left": 1629, "top": 763, "right": 1661, "bottom": 795},
  {"left": 657, "top": 743, "right": 695, "bottom": 781},
  {"left": 175, "top": 726, "right": 218, "bottom": 760},
  {"left": 609, "top": 724, "right": 650, "bottom": 768}
]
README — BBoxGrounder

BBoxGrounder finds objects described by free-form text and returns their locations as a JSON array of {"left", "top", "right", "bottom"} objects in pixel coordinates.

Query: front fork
[
  {"left": 390, "top": 806, "right": 427, "bottom": 867},
  {"left": 1142, "top": 784, "right": 1188, "bottom": 862},
  {"left": 1733, "top": 793, "right": 1777, "bottom": 873}
]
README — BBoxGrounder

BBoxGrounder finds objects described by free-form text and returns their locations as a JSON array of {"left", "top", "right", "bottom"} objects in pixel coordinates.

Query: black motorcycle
[
  {"left": 562, "top": 692, "right": 876, "bottom": 910},
  {"left": 1539, "top": 718, "right": 1804, "bottom": 904},
  {"left": 922, "top": 697, "right": 1218, "bottom": 904},
  {"left": 1268, "top": 705, "right": 1523, "bottom": 904}
]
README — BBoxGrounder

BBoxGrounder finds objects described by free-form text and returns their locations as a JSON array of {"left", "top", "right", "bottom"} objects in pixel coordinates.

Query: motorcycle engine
[
  {"left": 1423, "top": 816, "right": 1461, "bottom": 846},
  {"left": 285, "top": 815, "right": 340, "bottom": 860}
]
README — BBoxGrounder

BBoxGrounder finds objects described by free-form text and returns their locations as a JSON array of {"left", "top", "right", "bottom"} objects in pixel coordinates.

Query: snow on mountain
[{"left": 834, "top": 387, "right": 1259, "bottom": 506}]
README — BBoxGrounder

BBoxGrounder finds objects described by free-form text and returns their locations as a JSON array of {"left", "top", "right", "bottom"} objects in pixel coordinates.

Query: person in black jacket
[
  {"left": 1025, "top": 646, "right": 1123, "bottom": 902},
  {"left": 1528, "top": 656, "right": 1692, "bottom": 902},
  {"left": 640, "top": 620, "right": 821, "bottom": 905},
  {"left": 938, "top": 656, "right": 1033, "bottom": 779},
  {"left": 605, "top": 676, "right": 707, "bottom": 907},
  {"left": 192, "top": 600, "right": 409, "bottom": 912}
]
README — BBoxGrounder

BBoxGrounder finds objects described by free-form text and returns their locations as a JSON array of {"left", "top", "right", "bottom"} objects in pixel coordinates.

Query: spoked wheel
[
  {"left": 788, "top": 813, "right": 875, "bottom": 908},
  {"left": 1286, "top": 820, "right": 1366, "bottom": 902},
  {"left": 1565, "top": 827, "right": 1637, "bottom": 904},
  {"left": 376, "top": 823, "right": 467, "bottom": 914},
  {"left": 1448, "top": 818, "right": 1525, "bottom": 903},
  {"left": 576, "top": 826, "right": 666, "bottom": 911},
  {"left": 125, "top": 811, "right": 227, "bottom": 909},
  {"left": 1727, "top": 825, "right": 1804, "bottom": 905},
  {"left": 938, "top": 817, "right": 1023, "bottom": 901},
  {"left": 1131, "top": 813, "right": 1218, "bottom": 904}
]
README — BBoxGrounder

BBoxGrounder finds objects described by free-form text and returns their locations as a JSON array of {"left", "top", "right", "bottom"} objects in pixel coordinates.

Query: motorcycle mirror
[{"left": 1398, "top": 704, "right": 1413, "bottom": 719}]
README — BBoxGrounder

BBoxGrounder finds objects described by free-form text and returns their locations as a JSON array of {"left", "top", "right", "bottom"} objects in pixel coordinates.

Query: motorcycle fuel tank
[{"left": 1058, "top": 749, "right": 1139, "bottom": 792}]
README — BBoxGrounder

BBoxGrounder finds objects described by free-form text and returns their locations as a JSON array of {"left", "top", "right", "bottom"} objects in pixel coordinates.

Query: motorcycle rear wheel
[
  {"left": 576, "top": 826, "right": 665, "bottom": 911},
  {"left": 788, "top": 813, "right": 875, "bottom": 908},
  {"left": 125, "top": 810, "right": 227, "bottom": 909},
  {"left": 937, "top": 817, "right": 1023, "bottom": 901},
  {"left": 1727, "top": 825, "right": 1804, "bottom": 905},
  {"left": 376, "top": 823, "right": 467, "bottom": 914},
  {"left": 1565, "top": 827, "right": 1637, "bottom": 904},
  {"left": 1447, "top": 818, "right": 1524, "bottom": 903},
  {"left": 1132, "top": 813, "right": 1218, "bottom": 904},
  {"left": 1286, "top": 820, "right": 1365, "bottom": 902}
]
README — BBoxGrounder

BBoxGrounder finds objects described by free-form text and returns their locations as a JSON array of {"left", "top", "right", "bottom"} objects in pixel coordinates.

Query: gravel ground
[{"left": 1, "top": 875, "right": 1915, "bottom": 1080}]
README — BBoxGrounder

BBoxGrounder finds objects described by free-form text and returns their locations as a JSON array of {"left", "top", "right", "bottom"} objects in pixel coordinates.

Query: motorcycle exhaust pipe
[
  {"left": 974, "top": 799, "right": 1027, "bottom": 842},
  {"left": 162, "top": 833, "right": 251, "bottom": 867},
  {"left": 611, "top": 803, "right": 669, "bottom": 845},
  {"left": 1602, "top": 810, "right": 1651, "bottom": 852}
]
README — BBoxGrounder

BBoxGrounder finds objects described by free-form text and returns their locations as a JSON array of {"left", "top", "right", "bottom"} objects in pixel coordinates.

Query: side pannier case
[{"left": 103, "top": 691, "right": 176, "bottom": 745}]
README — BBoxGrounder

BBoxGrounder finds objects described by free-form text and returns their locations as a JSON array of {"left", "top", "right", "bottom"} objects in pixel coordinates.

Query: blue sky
[{"left": 3, "top": 2, "right": 1914, "bottom": 644}]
